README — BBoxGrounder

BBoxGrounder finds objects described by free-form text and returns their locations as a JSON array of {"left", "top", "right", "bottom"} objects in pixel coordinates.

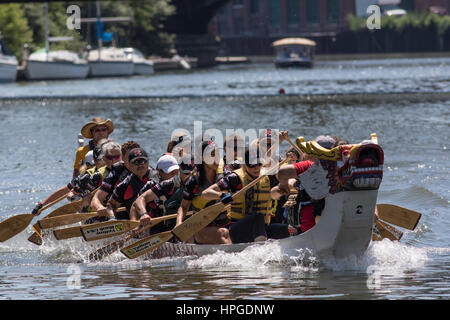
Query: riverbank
[{"left": 248, "top": 51, "right": 450, "bottom": 63}]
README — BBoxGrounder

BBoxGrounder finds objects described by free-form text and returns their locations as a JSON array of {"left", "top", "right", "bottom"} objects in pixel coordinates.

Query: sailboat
[
  {"left": 86, "top": 1, "right": 134, "bottom": 77},
  {"left": 122, "top": 47, "right": 154, "bottom": 75},
  {"left": 0, "top": 32, "right": 18, "bottom": 82},
  {"left": 25, "top": 3, "right": 89, "bottom": 80}
]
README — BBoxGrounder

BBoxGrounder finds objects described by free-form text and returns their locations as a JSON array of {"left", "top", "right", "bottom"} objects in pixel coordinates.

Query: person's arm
[
  {"left": 270, "top": 178, "right": 297, "bottom": 200},
  {"left": 41, "top": 185, "right": 70, "bottom": 206},
  {"left": 130, "top": 189, "right": 158, "bottom": 226},
  {"left": 105, "top": 197, "right": 120, "bottom": 219},
  {"left": 277, "top": 164, "right": 298, "bottom": 195},
  {"left": 90, "top": 189, "right": 109, "bottom": 215},
  {"left": 175, "top": 198, "right": 191, "bottom": 226},
  {"left": 201, "top": 184, "right": 222, "bottom": 200}
]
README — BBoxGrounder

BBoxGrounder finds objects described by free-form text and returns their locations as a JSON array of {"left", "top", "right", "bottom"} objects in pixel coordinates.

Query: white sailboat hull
[
  {"left": 0, "top": 57, "right": 18, "bottom": 81},
  {"left": 88, "top": 61, "right": 134, "bottom": 77},
  {"left": 133, "top": 62, "right": 154, "bottom": 75},
  {"left": 145, "top": 190, "right": 378, "bottom": 260},
  {"left": 25, "top": 60, "right": 89, "bottom": 80}
]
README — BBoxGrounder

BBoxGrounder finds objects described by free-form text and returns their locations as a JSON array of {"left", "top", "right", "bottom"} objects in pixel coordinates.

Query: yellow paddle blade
[
  {"left": 376, "top": 204, "right": 421, "bottom": 230},
  {"left": 121, "top": 231, "right": 173, "bottom": 259},
  {"left": 0, "top": 214, "right": 34, "bottom": 242}
]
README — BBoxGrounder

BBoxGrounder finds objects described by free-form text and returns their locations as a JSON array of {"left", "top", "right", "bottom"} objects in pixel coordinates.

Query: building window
[
  {"left": 250, "top": 0, "right": 259, "bottom": 14},
  {"left": 287, "top": 0, "right": 299, "bottom": 25},
  {"left": 270, "top": 0, "right": 281, "bottom": 26},
  {"left": 306, "top": 0, "right": 319, "bottom": 24},
  {"left": 327, "top": 0, "right": 339, "bottom": 24}
]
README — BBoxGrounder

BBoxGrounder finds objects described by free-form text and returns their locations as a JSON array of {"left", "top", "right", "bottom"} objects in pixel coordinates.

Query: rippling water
[{"left": 0, "top": 56, "right": 449, "bottom": 300}]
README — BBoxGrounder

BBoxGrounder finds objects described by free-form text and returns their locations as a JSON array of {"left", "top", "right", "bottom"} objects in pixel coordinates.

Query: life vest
[
  {"left": 228, "top": 168, "right": 272, "bottom": 224},
  {"left": 191, "top": 171, "right": 223, "bottom": 212}
]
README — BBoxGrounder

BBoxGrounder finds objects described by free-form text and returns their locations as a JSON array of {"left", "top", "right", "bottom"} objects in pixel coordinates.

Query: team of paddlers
[{"left": 31, "top": 117, "right": 349, "bottom": 245}]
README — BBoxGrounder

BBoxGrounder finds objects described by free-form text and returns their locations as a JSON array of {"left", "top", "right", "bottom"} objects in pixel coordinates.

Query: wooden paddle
[
  {"left": 376, "top": 204, "right": 421, "bottom": 230},
  {"left": 51, "top": 207, "right": 126, "bottom": 240},
  {"left": 28, "top": 190, "right": 96, "bottom": 245},
  {"left": 0, "top": 192, "right": 68, "bottom": 242},
  {"left": 121, "top": 159, "right": 287, "bottom": 259},
  {"left": 372, "top": 219, "right": 403, "bottom": 241},
  {"left": 38, "top": 208, "right": 113, "bottom": 230},
  {"left": 88, "top": 211, "right": 193, "bottom": 261}
]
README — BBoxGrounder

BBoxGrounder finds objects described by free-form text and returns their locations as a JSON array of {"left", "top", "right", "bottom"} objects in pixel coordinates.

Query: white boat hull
[
  {"left": 145, "top": 190, "right": 378, "bottom": 260},
  {"left": 0, "top": 59, "right": 18, "bottom": 82},
  {"left": 133, "top": 62, "right": 154, "bottom": 75},
  {"left": 25, "top": 60, "right": 89, "bottom": 80},
  {"left": 88, "top": 61, "right": 134, "bottom": 77}
]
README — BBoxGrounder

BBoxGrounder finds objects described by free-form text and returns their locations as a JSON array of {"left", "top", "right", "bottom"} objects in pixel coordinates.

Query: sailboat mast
[
  {"left": 96, "top": 0, "right": 102, "bottom": 62},
  {"left": 45, "top": 2, "right": 49, "bottom": 62}
]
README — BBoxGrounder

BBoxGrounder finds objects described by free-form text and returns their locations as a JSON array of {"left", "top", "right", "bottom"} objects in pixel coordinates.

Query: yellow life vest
[
  {"left": 86, "top": 165, "right": 110, "bottom": 179},
  {"left": 228, "top": 168, "right": 272, "bottom": 224},
  {"left": 191, "top": 170, "right": 223, "bottom": 212}
]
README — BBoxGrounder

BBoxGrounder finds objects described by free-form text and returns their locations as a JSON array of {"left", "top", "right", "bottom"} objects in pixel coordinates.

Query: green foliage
[
  {"left": 0, "top": 0, "right": 176, "bottom": 62},
  {"left": 346, "top": 11, "right": 450, "bottom": 35},
  {"left": 0, "top": 3, "right": 33, "bottom": 60}
]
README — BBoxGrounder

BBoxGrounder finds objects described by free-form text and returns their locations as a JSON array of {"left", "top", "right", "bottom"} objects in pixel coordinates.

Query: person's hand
[
  {"left": 278, "top": 183, "right": 290, "bottom": 196},
  {"left": 139, "top": 213, "right": 152, "bottom": 226},
  {"left": 32, "top": 202, "right": 43, "bottom": 216},
  {"left": 278, "top": 131, "right": 289, "bottom": 142}
]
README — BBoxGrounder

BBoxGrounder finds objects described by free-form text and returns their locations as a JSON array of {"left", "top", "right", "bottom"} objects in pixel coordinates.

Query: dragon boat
[{"left": 136, "top": 133, "right": 384, "bottom": 260}]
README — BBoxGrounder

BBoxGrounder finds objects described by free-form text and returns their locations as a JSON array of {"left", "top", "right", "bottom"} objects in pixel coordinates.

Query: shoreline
[{"left": 248, "top": 51, "right": 450, "bottom": 63}]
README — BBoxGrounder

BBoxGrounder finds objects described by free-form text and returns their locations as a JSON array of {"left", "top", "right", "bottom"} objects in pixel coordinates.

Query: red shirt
[{"left": 293, "top": 160, "right": 314, "bottom": 176}]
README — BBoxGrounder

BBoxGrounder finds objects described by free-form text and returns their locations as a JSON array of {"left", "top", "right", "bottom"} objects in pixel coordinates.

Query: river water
[{"left": 0, "top": 57, "right": 449, "bottom": 301}]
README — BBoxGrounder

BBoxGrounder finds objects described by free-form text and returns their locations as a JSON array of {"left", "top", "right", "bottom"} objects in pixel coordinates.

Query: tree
[{"left": 0, "top": 3, "right": 33, "bottom": 60}]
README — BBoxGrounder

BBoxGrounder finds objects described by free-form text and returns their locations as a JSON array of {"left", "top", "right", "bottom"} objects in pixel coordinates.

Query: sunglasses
[
  {"left": 131, "top": 158, "right": 148, "bottom": 166},
  {"left": 105, "top": 154, "right": 121, "bottom": 161},
  {"left": 247, "top": 163, "right": 262, "bottom": 168}
]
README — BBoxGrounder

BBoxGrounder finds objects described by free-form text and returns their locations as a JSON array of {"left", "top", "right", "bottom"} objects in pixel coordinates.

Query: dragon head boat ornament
[{"left": 295, "top": 133, "right": 384, "bottom": 200}]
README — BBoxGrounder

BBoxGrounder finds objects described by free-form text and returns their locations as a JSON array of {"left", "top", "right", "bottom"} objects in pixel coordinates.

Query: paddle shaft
[{"left": 38, "top": 207, "right": 126, "bottom": 229}]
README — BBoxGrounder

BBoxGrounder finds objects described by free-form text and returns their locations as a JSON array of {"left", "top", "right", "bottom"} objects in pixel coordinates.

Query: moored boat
[
  {"left": 0, "top": 33, "right": 18, "bottom": 82},
  {"left": 132, "top": 134, "right": 384, "bottom": 260},
  {"left": 123, "top": 47, "right": 154, "bottom": 75},
  {"left": 25, "top": 49, "right": 89, "bottom": 80},
  {"left": 87, "top": 47, "right": 134, "bottom": 77},
  {"left": 272, "top": 37, "right": 316, "bottom": 68}
]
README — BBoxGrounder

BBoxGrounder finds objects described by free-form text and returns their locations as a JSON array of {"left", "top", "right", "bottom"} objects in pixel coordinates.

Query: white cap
[
  {"left": 156, "top": 154, "right": 180, "bottom": 174},
  {"left": 84, "top": 150, "right": 95, "bottom": 166}
]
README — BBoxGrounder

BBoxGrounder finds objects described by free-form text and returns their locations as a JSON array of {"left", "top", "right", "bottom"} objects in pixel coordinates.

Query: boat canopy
[{"left": 272, "top": 38, "right": 317, "bottom": 47}]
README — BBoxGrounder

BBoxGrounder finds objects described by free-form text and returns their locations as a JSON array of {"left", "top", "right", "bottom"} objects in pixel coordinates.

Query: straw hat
[{"left": 81, "top": 117, "right": 114, "bottom": 139}]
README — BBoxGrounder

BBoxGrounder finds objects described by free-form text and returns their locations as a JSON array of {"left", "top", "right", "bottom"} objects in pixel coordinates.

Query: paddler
[
  {"left": 130, "top": 154, "right": 182, "bottom": 235},
  {"left": 31, "top": 144, "right": 105, "bottom": 216},
  {"left": 73, "top": 117, "right": 114, "bottom": 179},
  {"left": 89, "top": 140, "right": 140, "bottom": 218},
  {"left": 201, "top": 147, "right": 290, "bottom": 244},
  {"left": 103, "top": 148, "right": 159, "bottom": 220},
  {"left": 175, "top": 140, "right": 231, "bottom": 244},
  {"left": 273, "top": 135, "right": 336, "bottom": 234}
]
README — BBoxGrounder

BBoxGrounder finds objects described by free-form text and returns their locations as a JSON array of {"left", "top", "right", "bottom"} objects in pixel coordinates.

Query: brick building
[{"left": 211, "top": 0, "right": 450, "bottom": 55}]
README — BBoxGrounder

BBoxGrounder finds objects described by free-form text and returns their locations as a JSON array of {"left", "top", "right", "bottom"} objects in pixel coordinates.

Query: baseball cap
[
  {"left": 128, "top": 148, "right": 149, "bottom": 163},
  {"left": 84, "top": 150, "right": 95, "bottom": 166},
  {"left": 315, "top": 135, "right": 335, "bottom": 150},
  {"left": 156, "top": 154, "right": 180, "bottom": 174}
]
